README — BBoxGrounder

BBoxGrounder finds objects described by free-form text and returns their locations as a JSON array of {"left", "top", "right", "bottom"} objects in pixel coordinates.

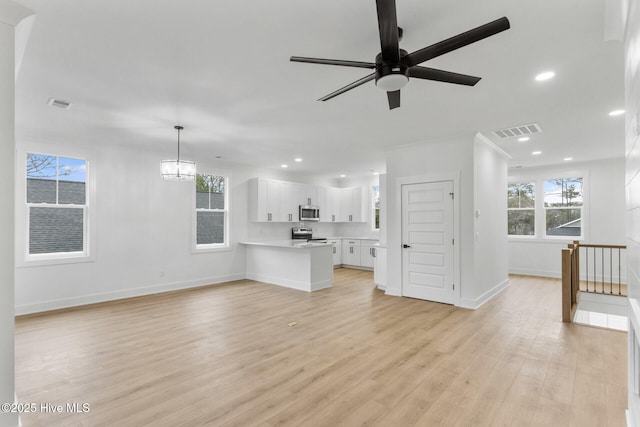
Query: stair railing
[{"left": 562, "top": 240, "right": 627, "bottom": 323}]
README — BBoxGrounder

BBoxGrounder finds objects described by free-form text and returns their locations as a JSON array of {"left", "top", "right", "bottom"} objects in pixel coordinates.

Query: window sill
[
  {"left": 192, "top": 244, "right": 232, "bottom": 254},
  {"left": 17, "top": 253, "right": 95, "bottom": 268},
  {"left": 508, "top": 237, "right": 581, "bottom": 244}
]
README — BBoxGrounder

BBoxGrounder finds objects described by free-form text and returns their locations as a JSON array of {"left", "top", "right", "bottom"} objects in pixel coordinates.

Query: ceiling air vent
[
  {"left": 493, "top": 123, "right": 542, "bottom": 139},
  {"left": 47, "top": 98, "right": 72, "bottom": 110}
]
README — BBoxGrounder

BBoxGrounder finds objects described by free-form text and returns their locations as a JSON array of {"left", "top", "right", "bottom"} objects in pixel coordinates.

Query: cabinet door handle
[
  {"left": 372, "top": 248, "right": 376, "bottom": 257},
  {"left": 332, "top": 215, "right": 335, "bottom": 222},
  {"left": 403, "top": 244, "right": 411, "bottom": 248},
  {"left": 349, "top": 214, "right": 352, "bottom": 222},
  {"left": 333, "top": 247, "right": 336, "bottom": 254}
]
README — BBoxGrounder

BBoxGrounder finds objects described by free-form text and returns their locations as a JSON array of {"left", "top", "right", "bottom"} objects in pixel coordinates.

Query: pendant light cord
[{"left": 175, "top": 125, "right": 184, "bottom": 162}]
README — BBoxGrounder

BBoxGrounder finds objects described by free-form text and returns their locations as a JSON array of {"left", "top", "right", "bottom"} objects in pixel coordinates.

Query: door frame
[{"left": 396, "top": 172, "right": 460, "bottom": 306}]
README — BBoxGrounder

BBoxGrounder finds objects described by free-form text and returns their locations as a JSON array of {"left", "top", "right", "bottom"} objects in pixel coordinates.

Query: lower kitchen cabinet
[
  {"left": 328, "top": 239, "right": 342, "bottom": 267},
  {"left": 360, "top": 240, "right": 377, "bottom": 269},
  {"left": 342, "top": 239, "right": 361, "bottom": 266}
]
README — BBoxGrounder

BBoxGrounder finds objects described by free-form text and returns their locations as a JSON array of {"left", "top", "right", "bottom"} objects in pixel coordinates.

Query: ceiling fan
[{"left": 290, "top": 0, "right": 510, "bottom": 110}]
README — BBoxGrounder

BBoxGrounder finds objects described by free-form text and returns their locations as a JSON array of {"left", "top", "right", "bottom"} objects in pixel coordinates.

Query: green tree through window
[{"left": 508, "top": 183, "right": 535, "bottom": 236}]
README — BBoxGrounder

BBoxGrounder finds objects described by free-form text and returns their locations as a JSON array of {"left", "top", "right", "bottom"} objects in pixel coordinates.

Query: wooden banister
[{"left": 562, "top": 240, "right": 627, "bottom": 322}]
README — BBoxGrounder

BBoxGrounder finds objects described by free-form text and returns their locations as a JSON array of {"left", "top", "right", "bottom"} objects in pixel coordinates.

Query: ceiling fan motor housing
[{"left": 375, "top": 50, "right": 409, "bottom": 91}]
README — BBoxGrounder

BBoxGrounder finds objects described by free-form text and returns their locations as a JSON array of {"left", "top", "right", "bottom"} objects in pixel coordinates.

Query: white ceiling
[{"left": 14, "top": 0, "right": 625, "bottom": 179}]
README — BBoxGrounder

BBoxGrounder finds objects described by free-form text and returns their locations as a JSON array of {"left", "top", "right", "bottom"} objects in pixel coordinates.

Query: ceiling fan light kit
[{"left": 291, "top": 0, "right": 510, "bottom": 110}]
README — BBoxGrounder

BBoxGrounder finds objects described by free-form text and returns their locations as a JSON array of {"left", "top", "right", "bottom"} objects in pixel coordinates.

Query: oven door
[{"left": 299, "top": 206, "right": 320, "bottom": 222}]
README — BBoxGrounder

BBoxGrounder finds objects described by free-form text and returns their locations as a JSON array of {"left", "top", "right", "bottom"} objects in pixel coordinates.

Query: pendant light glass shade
[
  {"left": 160, "top": 159, "right": 196, "bottom": 180},
  {"left": 161, "top": 125, "right": 196, "bottom": 181}
]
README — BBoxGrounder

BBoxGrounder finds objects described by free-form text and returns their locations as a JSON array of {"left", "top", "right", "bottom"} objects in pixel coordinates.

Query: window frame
[
  {"left": 17, "top": 147, "right": 96, "bottom": 267},
  {"left": 542, "top": 177, "right": 584, "bottom": 239},
  {"left": 508, "top": 171, "right": 588, "bottom": 242},
  {"left": 192, "top": 172, "right": 231, "bottom": 253},
  {"left": 507, "top": 182, "right": 536, "bottom": 238}
]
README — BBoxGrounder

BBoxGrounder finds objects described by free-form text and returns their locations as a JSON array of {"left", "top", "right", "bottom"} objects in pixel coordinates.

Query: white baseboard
[
  {"left": 245, "top": 272, "right": 331, "bottom": 292},
  {"left": 508, "top": 268, "right": 561, "bottom": 278},
  {"left": 458, "top": 278, "right": 510, "bottom": 310},
  {"left": 15, "top": 273, "right": 246, "bottom": 315}
]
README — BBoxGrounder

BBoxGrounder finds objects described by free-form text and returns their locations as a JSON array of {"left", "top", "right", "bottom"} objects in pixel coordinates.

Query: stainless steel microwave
[{"left": 299, "top": 204, "right": 320, "bottom": 222}]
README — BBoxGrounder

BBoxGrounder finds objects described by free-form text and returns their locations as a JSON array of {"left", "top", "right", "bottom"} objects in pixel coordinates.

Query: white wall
[
  {"left": 623, "top": 0, "right": 640, "bottom": 423},
  {"left": 472, "top": 134, "right": 510, "bottom": 306},
  {"left": 2, "top": 3, "right": 33, "bottom": 426},
  {"left": 508, "top": 158, "right": 626, "bottom": 278}
]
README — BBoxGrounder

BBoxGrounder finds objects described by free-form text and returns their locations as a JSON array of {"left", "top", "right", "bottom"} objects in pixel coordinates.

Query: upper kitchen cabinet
[
  {"left": 249, "top": 178, "right": 281, "bottom": 222},
  {"left": 298, "top": 184, "right": 317, "bottom": 206},
  {"left": 249, "top": 178, "right": 365, "bottom": 223},
  {"left": 279, "top": 181, "right": 299, "bottom": 222},
  {"left": 338, "top": 187, "right": 363, "bottom": 222}
]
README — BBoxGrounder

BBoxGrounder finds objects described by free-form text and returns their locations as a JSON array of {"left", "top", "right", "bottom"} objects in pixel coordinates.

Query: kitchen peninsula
[{"left": 240, "top": 240, "right": 333, "bottom": 292}]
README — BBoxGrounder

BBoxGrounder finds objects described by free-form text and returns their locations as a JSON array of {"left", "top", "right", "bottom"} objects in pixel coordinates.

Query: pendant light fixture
[{"left": 161, "top": 125, "right": 196, "bottom": 181}]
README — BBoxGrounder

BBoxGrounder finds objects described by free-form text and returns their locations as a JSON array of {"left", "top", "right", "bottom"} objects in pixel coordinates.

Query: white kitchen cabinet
[
  {"left": 338, "top": 187, "right": 363, "bottom": 222},
  {"left": 360, "top": 239, "right": 377, "bottom": 268},
  {"left": 249, "top": 178, "right": 365, "bottom": 223},
  {"left": 279, "top": 181, "right": 299, "bottom": 222},
  {"left": 373, "top": 246, "right": 387, "bottom": 289},
  {"left": 249, "top": 178, "right": 281, "bottom": 222},
  {"left": 299, "top": 184, "right": 317, "bottom": 206},
  {"left": 328, "top": 239, "right": 342, "bottom": 266},
  {"left": 342, "top": 239, "right": 361, "bottom": 266},
  {"left": 317, "top": 187, "right": 331, "bottom": 222},
  {"left": 324, "top": 187, "right": 341, "bottom": 222}
]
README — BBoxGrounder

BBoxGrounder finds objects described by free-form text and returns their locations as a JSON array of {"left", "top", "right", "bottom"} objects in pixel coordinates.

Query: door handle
[{"left": 403, "top": 244, "right": 411, "bottom": 248}]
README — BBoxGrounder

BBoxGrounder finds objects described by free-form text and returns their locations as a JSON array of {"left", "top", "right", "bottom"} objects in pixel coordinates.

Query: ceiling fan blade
[
  {"left": 387, "top": 90, "right": 400, "bottom": 109},
  {"left": 318, "top": 73, "right": 376, "bottom": 102},
  {"left": 404, "top": 17, "right": 510, "bottom": 67},
  {"left": 290, "top": 56, "right": 376, "bottom": 69},
  {"left": 376, "top": 0, "right": 400, "bottom": 62},
  {"left": 409, "top": 66, "right": 481, "bottom": 86}
]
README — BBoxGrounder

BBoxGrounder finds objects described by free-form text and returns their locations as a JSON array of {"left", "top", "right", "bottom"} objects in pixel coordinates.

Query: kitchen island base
[{"left": 243, "top": 242, "right": 333, "bottom": 292}]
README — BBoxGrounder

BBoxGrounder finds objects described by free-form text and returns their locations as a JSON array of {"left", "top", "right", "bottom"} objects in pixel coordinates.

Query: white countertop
[
  {"left": 240, "top": 240, "right": 332, "bottom": 249},
  {"left": 326, "top": 237, "right": 380, "bottom": 241}
]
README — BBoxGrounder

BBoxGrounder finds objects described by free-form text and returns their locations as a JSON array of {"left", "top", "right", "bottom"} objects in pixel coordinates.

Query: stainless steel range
[{"left": 291, "top": 226, "right": 327, "bottom": 243}]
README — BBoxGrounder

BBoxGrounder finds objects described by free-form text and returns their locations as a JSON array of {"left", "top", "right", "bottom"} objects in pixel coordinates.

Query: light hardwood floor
[{"left": 15, "top": 271, "right": 627, "bottom": 426}]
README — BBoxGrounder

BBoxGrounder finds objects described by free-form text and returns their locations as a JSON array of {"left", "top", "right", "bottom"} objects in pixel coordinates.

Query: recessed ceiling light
[
  {"left": 373, "top": 172, "right": 380, "bottom": 175},
  {"left": 294, "top": 158, "right": 303, "bottom": 162},
  {"left": 339, "top": 174, "right": 346, "bottom": 178},
  {"left": 532, "top": 151, "right": 542, "bottom": 155},
  {"left": 281, "top": 164, "right": 288, "bottom": 168},
  {"left": 564, "top": 157, "right": 573, "bottom": 161},
  {"left": 535, "top": 71, "right": 555, "bottom": 81},
  {"left": 518, "top": 137, "right": 530, "bottom": 142},
  {"left": 609, "top": 109, "right": 625, "bottom": 116}
]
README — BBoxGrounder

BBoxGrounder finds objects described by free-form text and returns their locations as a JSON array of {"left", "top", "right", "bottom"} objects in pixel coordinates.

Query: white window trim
[
  {"left": 16, "top": 145, "right": 97, "bottom": 267},
  {"left": 508, "top": 169, "right": 589, "bottom": 242},
  {"left": 192, "top": 172, "right": 231, "bottom": 254}
]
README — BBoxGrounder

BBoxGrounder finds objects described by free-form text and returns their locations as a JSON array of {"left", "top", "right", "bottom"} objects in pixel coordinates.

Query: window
[
  {"left": 372, "top": 185, "right": 380, "bottom": 230},
  {"left": 195, "top": 174, "right": 228, "bottom": 248},
  {"left": 26, "top": 153, "right": 88, "bottom": 256},
  {"left": 544, "top": 177, "right": 583, "bottom": 237},
  {"left": 507, "top": 183, "right": 535, "bottom": 236}
]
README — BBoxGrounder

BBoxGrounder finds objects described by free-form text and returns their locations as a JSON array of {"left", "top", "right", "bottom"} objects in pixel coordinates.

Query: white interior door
[{"left": 402, "top": 180, "right": 454, "bottom": 304}]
